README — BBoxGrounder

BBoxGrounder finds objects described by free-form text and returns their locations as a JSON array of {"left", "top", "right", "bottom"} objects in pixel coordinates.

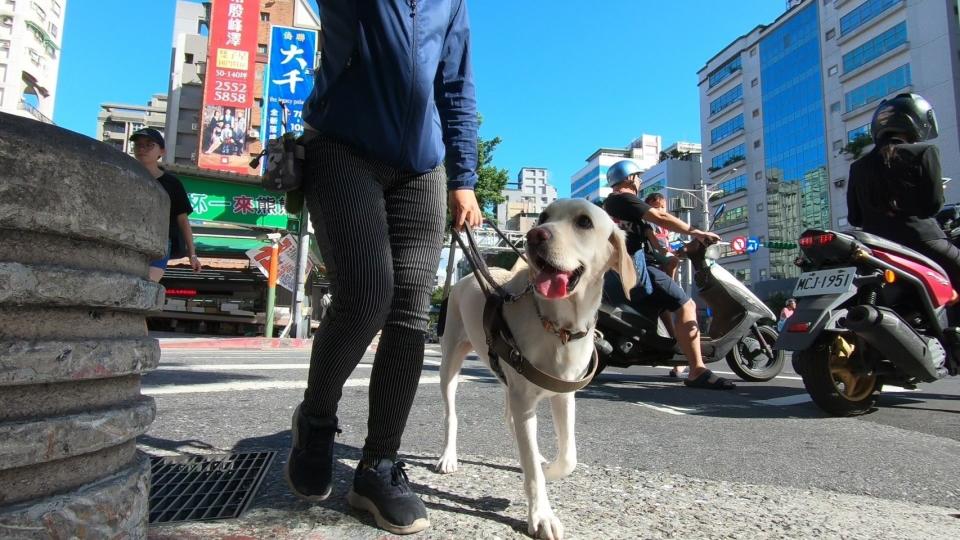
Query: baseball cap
[{"left": 129, "top": 127, "right": 165, "bottom": 149}]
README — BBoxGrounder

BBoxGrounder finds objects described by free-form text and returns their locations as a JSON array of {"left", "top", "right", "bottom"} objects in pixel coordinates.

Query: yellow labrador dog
[{"left": 436, "top": 199, "right": 637, "bottom": 539}]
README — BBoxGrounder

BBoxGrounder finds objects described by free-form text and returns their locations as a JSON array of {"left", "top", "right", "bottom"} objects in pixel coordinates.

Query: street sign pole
[
  {"left": 291, "top": 208, "right": 311, "bottom": 338},
  {"left": 265, "top": 238, "right": 280, "bottom": 337}
]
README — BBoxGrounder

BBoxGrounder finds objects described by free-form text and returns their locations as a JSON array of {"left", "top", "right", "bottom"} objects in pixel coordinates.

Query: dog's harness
[{"left": 452, "top": 222, "right": 598, "bottom": 393}]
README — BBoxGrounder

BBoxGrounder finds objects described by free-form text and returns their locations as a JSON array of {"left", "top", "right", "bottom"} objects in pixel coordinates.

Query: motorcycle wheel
[
  {"left": 725, "top": 325, "right": 785, "bottom": 382},
  {"left": 798, "top": 334, "right": 879, "bottom": 416}
]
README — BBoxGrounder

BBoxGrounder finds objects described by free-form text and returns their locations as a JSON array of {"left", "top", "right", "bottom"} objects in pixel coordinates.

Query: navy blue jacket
[{"left": 303, "top": 0, "right": 478, "bottom": 190}]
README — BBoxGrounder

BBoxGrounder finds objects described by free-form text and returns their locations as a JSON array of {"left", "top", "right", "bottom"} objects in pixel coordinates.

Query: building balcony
[{"left": 17, "top": 98, "right": 52, "bottom": 123}]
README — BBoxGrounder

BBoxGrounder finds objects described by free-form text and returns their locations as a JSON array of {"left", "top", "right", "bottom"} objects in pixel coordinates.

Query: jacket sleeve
[
  {"left": 846, "top": 162, "right": 862, "bottom": 227},
  {"left": 435, "top": 0, "right": 479, "bottom": 190},
  {"left": 919, "top": 145, "right": 944, "bottom": 217}
]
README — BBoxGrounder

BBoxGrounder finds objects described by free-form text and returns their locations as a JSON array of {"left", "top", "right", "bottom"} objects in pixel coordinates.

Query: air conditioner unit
[
  {"left": 190, "top": 152, "right": 197, "bottom": 161},
  {"left": 191, "top": 122, "right": 198, "bottom": 131}
]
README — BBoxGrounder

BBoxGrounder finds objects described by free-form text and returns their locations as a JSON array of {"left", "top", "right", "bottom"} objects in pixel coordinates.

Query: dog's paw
[
  {"left": 435, "top": 452, "right": 459, "bottom": 474},
  {"left": 543, "top": 459, "right": 575, "bottom": 481},
  {"left": 528, "top": 509, "right": 564, "bottom": 540}
]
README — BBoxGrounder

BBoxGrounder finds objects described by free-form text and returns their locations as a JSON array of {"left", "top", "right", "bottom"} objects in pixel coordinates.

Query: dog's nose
[{"left": 527, "top": 226, "right": 551, "bottom": 247}]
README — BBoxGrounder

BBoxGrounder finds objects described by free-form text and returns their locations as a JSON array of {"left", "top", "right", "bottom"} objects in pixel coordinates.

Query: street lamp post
[{"left": 662, "top": 168, "right": 738, "bottom": 294}]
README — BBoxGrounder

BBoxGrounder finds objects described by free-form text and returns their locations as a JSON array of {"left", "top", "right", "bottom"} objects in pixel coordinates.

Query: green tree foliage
[{"left": 474, "top": 132, "right": 509, "bottom": 220}]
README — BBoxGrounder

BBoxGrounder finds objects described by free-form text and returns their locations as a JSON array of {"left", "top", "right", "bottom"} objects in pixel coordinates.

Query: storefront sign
[
  {"left": 179, "top": 175, "right": 290, "bottom": 229},
  {"left": 197, "top": 0, "right": 260, "bottom": 174},
  {"left": 263, "top": 25, "right": 317, "bottom": 142}
]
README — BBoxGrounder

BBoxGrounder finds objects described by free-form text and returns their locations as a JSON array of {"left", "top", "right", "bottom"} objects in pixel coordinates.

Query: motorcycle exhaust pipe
[{"left": 841, "top": 305, "right": 945, "bottom": 383}]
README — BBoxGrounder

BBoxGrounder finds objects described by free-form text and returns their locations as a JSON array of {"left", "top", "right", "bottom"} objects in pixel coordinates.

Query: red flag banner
[{"left": 197, "top": 0, "right": 260, "bottom": 174}]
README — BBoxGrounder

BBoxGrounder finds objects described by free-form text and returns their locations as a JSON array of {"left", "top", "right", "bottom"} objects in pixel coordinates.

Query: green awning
[{"left": 194, "top": 235, "right": 268, "bottom": 256}]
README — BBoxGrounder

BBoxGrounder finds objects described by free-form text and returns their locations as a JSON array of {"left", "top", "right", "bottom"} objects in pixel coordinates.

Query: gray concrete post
[{"left": 0, "top": 112, "right": 167, "bottom": 538}]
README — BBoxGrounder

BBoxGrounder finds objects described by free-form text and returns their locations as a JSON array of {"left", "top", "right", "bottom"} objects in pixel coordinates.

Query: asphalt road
[{"left": 140, "top": 344, "right": 960, "bottom": 537}]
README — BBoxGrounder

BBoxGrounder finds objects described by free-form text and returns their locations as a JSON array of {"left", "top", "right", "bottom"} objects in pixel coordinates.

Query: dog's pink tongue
[{"left": 534, "top": 270, "right": 571, "bottom": 299}]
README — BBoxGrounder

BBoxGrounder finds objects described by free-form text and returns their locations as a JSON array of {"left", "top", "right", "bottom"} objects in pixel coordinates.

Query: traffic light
[{"left": 765, "top": 241, "right": 798, "bottom": 250}]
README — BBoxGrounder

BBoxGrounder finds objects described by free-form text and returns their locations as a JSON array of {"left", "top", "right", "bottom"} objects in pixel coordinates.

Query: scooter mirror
[
  {"left": 711, "top": 203, "right": 726, "bottom": 230},
  {"left": 704, "top": 244, "right": 723, "bottom": 260}
]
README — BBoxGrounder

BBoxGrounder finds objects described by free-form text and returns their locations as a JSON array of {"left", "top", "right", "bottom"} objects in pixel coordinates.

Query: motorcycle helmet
[
  {"left": 870, "top": 92, "right": 939, "bottom": 144},
  {"left": 606, "top": 160, "right": 643, "bottom": 188}
]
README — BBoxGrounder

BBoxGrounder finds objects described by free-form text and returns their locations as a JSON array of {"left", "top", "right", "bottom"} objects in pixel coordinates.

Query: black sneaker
[
  {"left": 347, "top": 459, "right": 430, "bottom": 535},
  {"left": 284, "top": 404, "right": 340, "bottom": 501}
]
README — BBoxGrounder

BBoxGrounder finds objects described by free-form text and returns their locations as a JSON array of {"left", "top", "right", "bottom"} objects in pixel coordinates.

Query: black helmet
[{"left": 870, "top": 93, "right": 939, "bottom": 144}]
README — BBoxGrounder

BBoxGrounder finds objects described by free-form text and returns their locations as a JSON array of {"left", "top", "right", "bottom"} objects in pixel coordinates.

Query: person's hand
[
  {"left": 449, "top": 189, "right": 482, "bottom": 231},
  {"left": 189, "top": 254, "right": 201, "bottom": 272},
  {"left": 691, "top": 229, "right": 721, "bottom": 245}
]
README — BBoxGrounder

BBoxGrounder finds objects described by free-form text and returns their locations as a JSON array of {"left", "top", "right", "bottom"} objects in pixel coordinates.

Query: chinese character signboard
[
  {"left": 197, "top": 0, "right": 260, "bottom": 174},
  {"left": 263, "top": 26, "right": 317, "bottom": 142},
  {"left": 179, "top": 175, "right": 290, "bottom": 229}
]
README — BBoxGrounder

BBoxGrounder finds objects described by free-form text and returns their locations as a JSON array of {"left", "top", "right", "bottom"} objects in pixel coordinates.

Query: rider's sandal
[{"left": 683, "top": 369, "right": 736, "bottom": 390}]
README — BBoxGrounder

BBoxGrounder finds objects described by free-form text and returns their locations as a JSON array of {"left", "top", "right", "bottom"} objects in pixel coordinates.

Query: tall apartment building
[
  {"left": 0, "top": 0, "right": 66, "bottom": 123},
  {"left": 163, "top": 0, "right": 320, "bottom": 167},
  {"left": 497, "top": 167, "right": 558, "bottom": 232},
  {"left": 698, "top": 0, "right": 960, "bottom": 289},
  {"left": 570, "top": 134, "right": 662, "bottom": 201},
  {"left": 96, "top": 94, "right": 167, "bottom": 155}
]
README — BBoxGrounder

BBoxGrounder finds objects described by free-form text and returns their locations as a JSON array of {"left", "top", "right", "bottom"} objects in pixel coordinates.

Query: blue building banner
[{"left": 263, "top": 25, "right": 318, "bottom": 141}]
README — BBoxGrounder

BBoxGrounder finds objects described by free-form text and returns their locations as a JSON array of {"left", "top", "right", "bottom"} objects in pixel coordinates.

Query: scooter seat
[
  {"left": 599, "top": 304, "right": 677, "bottom": 353},
  {"left": 847, "top": 230, "right": 948, "bottom": 277}
]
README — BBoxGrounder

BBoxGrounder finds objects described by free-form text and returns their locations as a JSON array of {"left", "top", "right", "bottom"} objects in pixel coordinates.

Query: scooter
[
  {"left": 593, "top": 233, "right": 785, "bottom": 383},
  {"left": 775, "top": 228, "right": 959, "bottom": 416}
]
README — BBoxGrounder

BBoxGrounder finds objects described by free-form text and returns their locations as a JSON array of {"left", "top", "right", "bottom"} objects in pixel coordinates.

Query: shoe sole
[
  {"left": 347, "top": 488, "right": 430, "bottom": 535},
  {"left": 285, "top": 405, "right": 332, "bottom": 502}
]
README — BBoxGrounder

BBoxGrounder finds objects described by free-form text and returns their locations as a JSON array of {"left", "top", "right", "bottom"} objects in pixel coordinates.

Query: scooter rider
[
  {"left": 847, "top": 93, "right": 960, "bottom": 292},
  {"left": 602, "top": 160, "right": 734, "bottom": 389}
]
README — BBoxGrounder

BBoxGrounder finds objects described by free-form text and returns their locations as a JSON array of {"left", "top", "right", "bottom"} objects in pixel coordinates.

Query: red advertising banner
[{"left": 197, "top": 0, "right": 260, "bottom": 174}]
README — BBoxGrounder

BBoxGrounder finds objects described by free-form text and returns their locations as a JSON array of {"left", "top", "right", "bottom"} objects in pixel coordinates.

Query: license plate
[{"left": 793, "top": 267, "right": 857, "bottom": 297}]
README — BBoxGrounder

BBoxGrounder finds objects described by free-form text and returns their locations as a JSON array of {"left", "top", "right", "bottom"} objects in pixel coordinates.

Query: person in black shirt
[
  {"left": 847, "top": 93, "right": 960, "bottom": 290},
  {"left": 602, "top": 160, "right": 734, "bottom": 389},
  {"left": 129, "top": 127, "right": 200, "bottom": 282}
]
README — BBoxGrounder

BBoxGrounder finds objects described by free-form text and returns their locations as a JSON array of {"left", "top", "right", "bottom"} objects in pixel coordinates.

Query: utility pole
[{"left": 291, "top": 207, "right": 312, "bottom": 338}]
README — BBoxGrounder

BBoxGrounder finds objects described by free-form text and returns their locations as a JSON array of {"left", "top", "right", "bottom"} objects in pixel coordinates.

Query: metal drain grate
[{"left": 148, "top": 451, "right": 276, "bottom": 524}]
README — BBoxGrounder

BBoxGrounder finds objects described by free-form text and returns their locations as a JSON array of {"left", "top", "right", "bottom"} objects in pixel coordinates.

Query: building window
[
  {"left": 709, "top": 84, "right": 742, "bottom": 115},
  {"left": 840, "top": 0, "right": 903, "bottom": 37},
  {"left": 827, "top": 65, "right": 838, "bottom": 76},
  {"left": 757, "top": 203, "right": 764, "bottom": 212},
  {"left": 750, "top": 47, "right": 757, "bottom": 57},
  {"left": 710, "top": 114, "right": 744, "bottom": 144},
  {"left": 31, "top": 1, "right": 45, "bottom": 21},
  {"left": 0, "top": 39, "right": 8, "bottom": 60},
  {"left": 755, "top": 171, "right": 763, "bottom": 180},
  {"left": 260, "top": 12, "right": 270, "bottom": 21},
  {"left": 847, "top": 123, "right": 871, "bottom": 142},
  {"left": 825, "top": 28, "right": 835, "bottom": 40},
  {"left": 752, "top": 109, "right": 759, "bottom": 118},
  {"left": 842, "top": 21, "right": 907, "bottom": 74},
  {"left": 753, "top": 140, "right": 761, "bottom": 149},
  {"left": 257, "top": 43, "right": 267, "bottom": 54},
  {"left": 714, "top": 205, "right": 748, "bottom": 229},
  {"left": 185, "top": 53, "right": 194, "bottom": 64},
  {"left": 708, "top": 55, "right": 742, "bottom": 88},
  {"left": 47, "top": 21, "right": 57, "bottom": 38},
  {"left": 710, "top": 144, "right": 746, "bottom": 171},
  {"left": 833, "top": 139, "right": 843, "bottom": 151},
  {"left": 844, "top": 63, "right": 911, "bottom": 112},
  {"left": 830, "top": 101, "right": 841, "bottom": 113},
  {"left": 751, "top": 78, "right": 759, "bottom": 87},
  {"left": 711, "top": 174, "right": 747, "bottom": 200},
  {"left": 0, "top": 63, "right": 5, "bottom": 82},
  {"left": 52, "top": 1, "right": 61, "bottom": 17}
]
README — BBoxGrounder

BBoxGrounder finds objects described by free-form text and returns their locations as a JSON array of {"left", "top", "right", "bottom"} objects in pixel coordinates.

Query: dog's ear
[{"left": 608, "top": 228, "right": 637, "bottom": 299}]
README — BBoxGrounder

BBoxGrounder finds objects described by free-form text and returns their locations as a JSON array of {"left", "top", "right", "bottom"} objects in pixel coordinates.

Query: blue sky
[{"left": 55, "top": 1, "right": 786, "bottom": 197}]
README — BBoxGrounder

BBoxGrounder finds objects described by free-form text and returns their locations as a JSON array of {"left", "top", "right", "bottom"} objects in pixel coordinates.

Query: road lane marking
[
  {"left": 632, "top": 402, "right": 687, "bottom": 415},
  {"left": 143, "top": 373, "right": 492, "bottom": 395},
  {"left": 157, "top": 359, "right": 443, "bottom": 371},
  {"left": 753, "top": 394, "right": 812, "bottom": 407}
]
